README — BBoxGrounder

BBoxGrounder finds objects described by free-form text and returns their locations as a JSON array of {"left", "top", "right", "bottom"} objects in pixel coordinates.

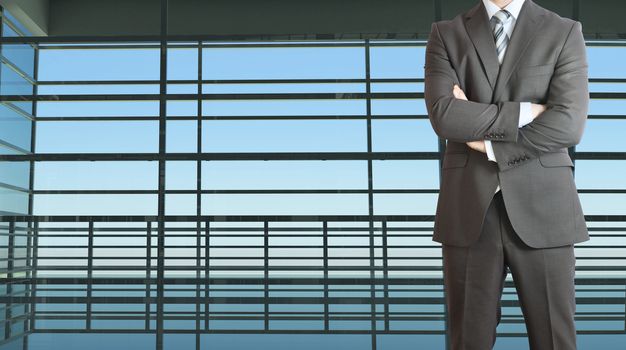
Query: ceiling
[{"left": 1, "top": 0, "right": 624, "bottom": 39}]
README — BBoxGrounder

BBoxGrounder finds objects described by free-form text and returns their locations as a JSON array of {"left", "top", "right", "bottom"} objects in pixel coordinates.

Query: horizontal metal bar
[
  {"left": 2, "top": 151, "right": 626, "bottom": 162},
  {"left": 29, "top": 189, "right": 440, "bottom": 195},
  {"left": 2, "top": 214, "right": 626, "bottom": 222},
  {"left": 2, "top": 92, "right": 625, "bottom": 102},
  {"left": 0, "top": 151, "right": 441, "bottom": 162},
  {"left": 21, "top": 189, "right": 626, "bottom": 195},
  {"left": 28, "top": 78, "right": 626, "bottom": 85},
  {"left": 3, "top": 276, "right": 623, "bottom": 285}
]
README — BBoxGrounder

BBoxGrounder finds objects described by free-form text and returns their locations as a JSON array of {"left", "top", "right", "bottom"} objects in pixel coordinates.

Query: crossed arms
[{"left": 424, "top": 20, "right": 589, "bottom": 171}]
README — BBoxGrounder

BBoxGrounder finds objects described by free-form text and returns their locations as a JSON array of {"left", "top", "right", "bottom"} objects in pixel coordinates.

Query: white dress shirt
[{"left": 481, "top": 0, "right": 534, "bottom": 192}]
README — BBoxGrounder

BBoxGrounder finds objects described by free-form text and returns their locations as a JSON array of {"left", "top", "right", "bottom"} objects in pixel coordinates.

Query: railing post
[
  {"left": 204, "top": 220, "right": 210, "bottom": 331},
  {"left": 5, "top": 219, "right": 15, "bottom": 341},
  {"left": 382, "top": 220, "right": 389, "bottom": 332},
  {"left": 263, "top": 220, "right": 269, "bottom": 331},
  {"left": 145, "top": 221, "right": 152, "bottom": 331},
  {"left": 323, "top": 221, "right": 329, "bottom": 331},
  {"left": 86, "top": 220, "right": 93, "bottom": 330},
  {"left": 29, "top": 220, "right": 38, "bottom": 332}
]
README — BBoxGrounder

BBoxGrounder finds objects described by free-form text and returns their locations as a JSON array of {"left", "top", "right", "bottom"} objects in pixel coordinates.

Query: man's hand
[
  {"left": 453, "top": 85, "right": 487, "bottom": 153},
  {"left": 531, "top": 103, "right": 547, "bottom": 119},
  {"left": 453, "top": 84, "right": 467, "bottom": 101},
  {"left": 466, "top": 140, "right": 487, "bottom": 153}
]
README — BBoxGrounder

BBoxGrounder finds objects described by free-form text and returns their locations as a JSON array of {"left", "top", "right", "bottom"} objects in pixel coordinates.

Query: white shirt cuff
[
  {"left": 518, "top": 102, "right": 533, "bottom": 127},
  {"left": 485, "top": 140, "right": 496, "bottom": 162}
]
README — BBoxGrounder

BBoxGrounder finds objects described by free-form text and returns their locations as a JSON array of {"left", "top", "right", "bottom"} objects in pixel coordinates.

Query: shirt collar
[{"left": 482, "top": 0, "right": 525, "bottom": 20}]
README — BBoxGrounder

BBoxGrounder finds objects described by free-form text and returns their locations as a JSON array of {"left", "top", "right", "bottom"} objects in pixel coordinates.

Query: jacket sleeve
[
  {"left": 489, "top": 20, "right": 589, "bottom": 171},
  {"left": 424, "top": 21, "right": 521, "bottom": 143}
]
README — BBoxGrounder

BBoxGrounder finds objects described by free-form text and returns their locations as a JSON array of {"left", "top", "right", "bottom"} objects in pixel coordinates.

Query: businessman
[{"left": 423, "top": 0, "right": 590, "bottom": 348}]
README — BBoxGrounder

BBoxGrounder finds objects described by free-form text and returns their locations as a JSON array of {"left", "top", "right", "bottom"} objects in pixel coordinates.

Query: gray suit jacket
[{"left": 424, "top": 0, "right": 590, "bottom": 248}]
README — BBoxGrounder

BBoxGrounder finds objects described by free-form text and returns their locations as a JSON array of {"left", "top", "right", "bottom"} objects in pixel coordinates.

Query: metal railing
[{"left": 1, "top": 215, "right": 626, "bottom": 350}]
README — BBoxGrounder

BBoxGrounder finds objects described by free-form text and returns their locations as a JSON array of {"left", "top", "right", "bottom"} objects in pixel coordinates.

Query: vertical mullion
[
  {"left": 27, "top": 33, "right": 39, "bottom": 338},
  {"left": 364, "top": 38, "right": 377, "bottom": 350},
  {"left": 196, "top": 39, "right": 203, "bottom": 350},
  {"left": 156, "top": 1, "right": 168, "bottom": 350}
]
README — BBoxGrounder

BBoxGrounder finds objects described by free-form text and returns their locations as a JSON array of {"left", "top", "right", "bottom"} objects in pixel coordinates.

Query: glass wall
[
  {"left": 0, "top": 7, "right": 36, "bottom": 349},
  {"left": 0, "top": 8, "right": 625, "bottom": 350}
]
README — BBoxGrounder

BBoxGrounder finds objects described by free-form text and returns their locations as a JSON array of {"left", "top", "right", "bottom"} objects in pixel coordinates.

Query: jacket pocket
[
  {"left": 538, "top": 152, "right": 574, "bottom": 167},
  {"left": 442, "top": 152, "right": 469, "bottom": 169}
]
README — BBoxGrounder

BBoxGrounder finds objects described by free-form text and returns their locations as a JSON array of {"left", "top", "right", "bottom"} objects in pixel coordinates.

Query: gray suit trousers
[{"left": 442, "top": 190, "right": 577, "bottom": 350}]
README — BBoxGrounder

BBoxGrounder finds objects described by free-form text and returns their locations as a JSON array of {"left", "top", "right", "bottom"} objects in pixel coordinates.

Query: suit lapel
[
  {"left": 491, "top": 0, "right": 546, "bottom": 102},
  {"left": 464, "top": 2, "right": 500, "bottom": 90}
]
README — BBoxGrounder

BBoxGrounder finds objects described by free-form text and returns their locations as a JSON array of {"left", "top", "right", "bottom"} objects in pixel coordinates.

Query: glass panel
[
  {"left": 32, "top": 194, "right": 158, "bottom": 215},
  {"left": 372, "top": 160, "right": 439, "bottom": 189},
  {"left": 202, "top": 46, "right": 365, "bottom": 80},
  {"left": 373, "top": 193, "right": 438, "bottom": 215},
  {"left": 579, "top": 194, "right": 626, "bottom": 215},
  {"left": 1, "top": 43, "right": 35, "bottom": 78},
  {"left": 1, "top": 62, "right": 33, "bottom": 96},
  {"left": 38, "top": 84, "right": 159, "bottom": 95},
  {"left": 0, "top": 104, "right": 32, "bottom": 151},
  {"left": 165, "top": 194, "right": 197, "bottom": 215},
  {"left": 589, "top": 99, "right": 626, "bottom": 116},
  {"left": 371, "top": 82, "right": 423, "bottom": 93},
  {"left": 587, "top": 46, "right": 626, "bottom": 78},
  {"left": 371, "top": 98, "right": 426, "bottom": 116},
  {"left": 36, "top": 121, "right": 159, "bottom": 153},
  {"left": 38, "top": 46, "right": 160, "bottom": 81},
  {"left": 576, "top": 120, "right": 626, "bottom": 151},
  {"left": 34, "top": 161, "right": 158, "bottom": 190},
  {"left": 0, "top": 161, "right": 30, "bottom": 189},
  {"left": 201, "top": 99, "right": 365, "bottom": 117},
  {"left": 575, "top": 160, "right": 626, "bottom": 189},
  {"left": 369, "top": 46, "right": 425, "bottom": 79},
  {"left": 36, "top": 101, "right": 159, "bottom": 118},
  {"left": 166, "top": 100, "right": 197, "bottom": 117},
  {"left": 167, "top": 47, "right": 198, "bottom": 80},
  {"left": 0, "top": 186, "right": 29, "bottom": 214},
  {"left": 372, "top": 119, "right": 438, "bottom": 152},
  {"left": 166, "top": 120, "right": 197, "bottom": 153},
  {"left": 201, "top": 160, "right": 368, "bottom": 190},
  {"left": 201, "top": 120, "right": 367, "bottom": 152},
  {"left": 166, "top": 161, "right": 197, "bottom": 190},
  {"left": 201, "top": 194, "right": 368, "bottom": 215}
]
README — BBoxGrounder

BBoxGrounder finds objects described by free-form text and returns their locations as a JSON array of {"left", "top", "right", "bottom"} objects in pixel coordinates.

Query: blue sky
[{"left": 0, "top": 39, "right": 624, "bottom": 217}]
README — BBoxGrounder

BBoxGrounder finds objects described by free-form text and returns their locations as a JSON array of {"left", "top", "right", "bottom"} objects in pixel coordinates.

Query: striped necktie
[{"left": 490, "top": 9, "right": 512, "bottom": 64}]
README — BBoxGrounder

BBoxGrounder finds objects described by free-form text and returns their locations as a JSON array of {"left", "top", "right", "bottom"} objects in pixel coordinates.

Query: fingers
[
  {"left": 531, "top": 103, "right": 548, "bottom": 119},
  {"left": 452, "top": 84, "right": 468, "bottom": 100}
]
